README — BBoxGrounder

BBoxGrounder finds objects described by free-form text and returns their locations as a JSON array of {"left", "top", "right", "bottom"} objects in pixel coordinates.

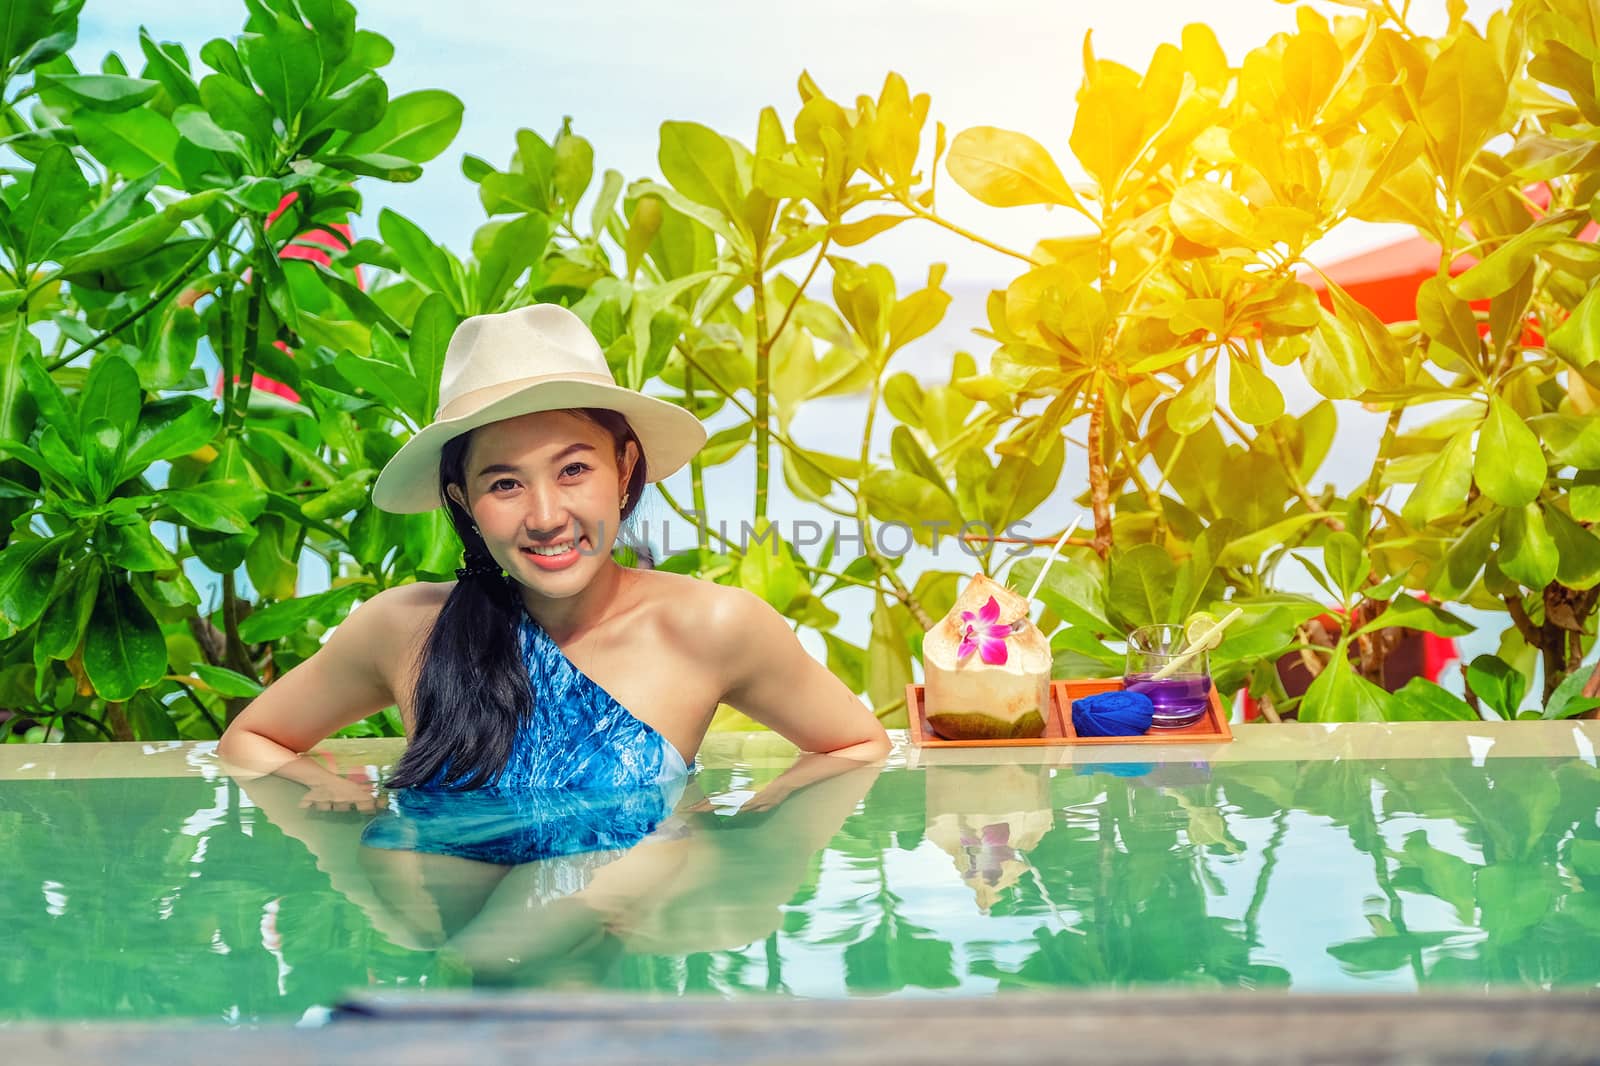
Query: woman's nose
[{"left": 522, "top": 483, "right": 570, "bottom": 537}]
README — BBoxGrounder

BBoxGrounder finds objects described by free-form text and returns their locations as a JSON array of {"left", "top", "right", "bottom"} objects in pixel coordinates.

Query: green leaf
[
  {"left": 335, "top": 351, "right": 422, "bottom": 424},
  {"left": 0, "top": 535, "right": 68, "bottom": 634},
  {"left": 982, "top": 434, "right": 1064, "bottom": 531},
  {"left": 158, "top": 487, "right": 251, "bottom": 534},
  {"left": 1301, "top": 308, "right": 1371, "bottom": 399},
  {"left": 1452, "top": 227, "right": 1563, "bottom": 302},
  {"left": 187, "top": 663, "right": 263, "bottom": 698},
  {"left": 1402, "top": 428, "right": 1473, "bottom": 524},
  {"left": 82, "top": 576, "right": 169, "bottom": 701},
  {"left": 1355, "top": 594, "right": 1474, "bottom": 639},
  {"left": 50, "top": 166, "right": 161, "bottom": 257},
  {"left": 199, "top": 72, "right": 274, "bottom": 153},
  {"left": 238, "top": 17, "right": 321, "bottom": 120},
  {"left": 944, "top": 125, "right": 1082, "bottom": 211},
  {"left": 78, "top": 354, "right": 142, "bottom": 441},
  {"left": 1107, "top": 543, "right": 1176, "bottom": 630},
  {"left": 378, "top": 208, "right": 456, "bottom": 301},
  {"left": 822, "top": 633, "right": 867, "bottom": 694},
  {"left": 1419, "top": 32, "right": 1508, "bottom": 194},
  {"left": 35, "top": 555, "right": 101, "bottom": 661},
  {"left": 37, "top": 72, "right": 159, "bottom": 111},
  {"left": 1227, "top": 356, "right": 1284, "bottom": 425},
  {"left": 1322, "top": 531, "right": 1370, "bottom": 603},
  {"left": 1168, "top": 181, "right": 1258, "bottom": 248},
  {"left": 409, "top": 292, "right": 459, "bottom": 419},
  {"left": 1165, "top": 358, "right": 1217, "bottom": 434},
  {"left": 71, "top": 108, "right": 181, "bottom": 181},
  {"left": 553, "top": 117, "right": 594, "bottom": 209},
  {"left": 1498, "top": 502, "right": 1558, "bottom": 589},
  {"left": 0, "top": 1, "right": 80, "bottom": 78},
  {"left": 321, "top": 151, "right": 421, "bottom": 182},
  {"left": 738, "top": 520, "right": 800, "bottom": 612},
  {"left": 0, "top": 322, "right": 41, "bottom": 461},
  {"left": 1050, "top": 626, "right": 1122, "bottom": 678},
  {"left": 1465, "top": 653, "right": 1526, "bottom": 720},
  {"left": 139, "top": 28, "right": 200, "bottom": 108},
  {"left": 123, "top": 393, "right": 219, "bottom": 470},
  {"left": 1300, "top": 650, "right": 1390, "bottom": 723},
  {"left": 1543, "top": 502, "right": 1600, "bottom": 589},
  {"left": 10, "top": 142, "right": 89, "bottom": 266},
  {"left": 1474, "top": 396, "right": 1544, "bottom": 507},
  {"left": 301, "top": 70, "right": 386, "bottom": 137},
  {"left": 236, "top": 583, "right": 368, "bottom": 643},
  {"left": 1547, "top": 286, "right": 1600, "bottom": 369},
  {"left": 1010, "top": 553, "right": 1110, "bottom": 631},
  {"left": 1417, "top": 275, "right": 1480, "bottom": 365},
  {"left": 658, "top": 120, "right": 744, "bottom": 221},
  {"left": 1433, "top": 512, "right": 1500, "bottom": 599},
  {"left": 81, "top": 419, "right": 126, "bottom": 503},
  {"left": 866, "top": 592, "right": 913, "bottom": 714},
  {"left": 54, "top": 210, "right": 180, "bottom": 276},
  {"left": 343, "top": 88, "right": 463, "bottom": 163},
  {"left": 102, "top": 518, "right": 178, "bottom": 572},
  {"left": 697, "top": 420, "right": 751, "bottom": 467},
  {"left": 1530, "top": 413, "right": 1600, "bottom": 469},
  {"left": 1545, "top": 663, "right": 1600, "bottom": 720},
  {"left": 1214, "top": 511, "right": 1324, "bottom": 567}
]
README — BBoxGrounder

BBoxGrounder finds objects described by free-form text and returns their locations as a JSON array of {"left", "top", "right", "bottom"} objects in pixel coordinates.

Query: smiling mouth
[{"left": 521, "top": 535, "right": 587, "bottom": 558}]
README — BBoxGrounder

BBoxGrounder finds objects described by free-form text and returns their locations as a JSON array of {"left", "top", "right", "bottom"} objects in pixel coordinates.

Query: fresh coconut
[{"left": 922, "top": 572, "right": 1052, "bottom": 740}]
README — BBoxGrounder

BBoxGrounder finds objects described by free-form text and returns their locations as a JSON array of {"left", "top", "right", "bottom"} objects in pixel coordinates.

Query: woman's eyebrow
[{"left": 473, "top": 444, "right": 596, "bottom": 479}]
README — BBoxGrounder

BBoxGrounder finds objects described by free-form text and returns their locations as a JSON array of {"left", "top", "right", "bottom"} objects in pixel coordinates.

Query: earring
[
  {"left": 620, "top": 492, "right": 630, "bottom": 509},
  {"left": 471, "top": 524, "right": 480, "bottom": 534}
]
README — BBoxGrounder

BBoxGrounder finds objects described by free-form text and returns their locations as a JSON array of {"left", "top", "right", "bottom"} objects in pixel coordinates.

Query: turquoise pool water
[{"left": 2, "top": 728, "right": 1598, "bottom": 1022}]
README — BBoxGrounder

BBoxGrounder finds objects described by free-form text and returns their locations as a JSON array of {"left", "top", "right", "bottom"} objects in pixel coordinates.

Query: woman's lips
[{"left": 520, "top": 538, "right": 585, "bottom": 571}]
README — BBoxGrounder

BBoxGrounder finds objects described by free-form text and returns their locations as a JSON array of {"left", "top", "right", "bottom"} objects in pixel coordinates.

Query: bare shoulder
[
  {"left": 332, "top": 581, "right": 452, "bottom": 705},
  {"left": 658, "top": 575, "right": 786, "bottom": 686}
]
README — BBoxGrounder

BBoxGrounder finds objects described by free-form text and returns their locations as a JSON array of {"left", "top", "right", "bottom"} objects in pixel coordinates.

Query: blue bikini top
[
  {"left": 360, "top": 606, "right": 692, "bottom": 865},
  {"left": 496, "top": 606, "right": 692, "bottom": 790}
]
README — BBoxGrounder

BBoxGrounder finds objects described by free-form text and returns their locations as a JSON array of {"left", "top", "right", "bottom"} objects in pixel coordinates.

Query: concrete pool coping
[
  {"left": 3, "top": 719, "right": 1599, "bottom": 781},
  {"left": 4, "top": 990, "right": 1597, "bottom": 1063}
]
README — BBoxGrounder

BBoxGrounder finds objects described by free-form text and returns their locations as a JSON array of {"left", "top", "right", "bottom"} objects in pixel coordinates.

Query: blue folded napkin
[{"left": 1071, "top": 691, "right": 1155, "bottom": 738}]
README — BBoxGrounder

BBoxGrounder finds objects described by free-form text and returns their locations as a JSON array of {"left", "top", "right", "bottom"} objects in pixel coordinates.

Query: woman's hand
[{"left": 298, "top": 777, "right": 386, "bottom": 813}]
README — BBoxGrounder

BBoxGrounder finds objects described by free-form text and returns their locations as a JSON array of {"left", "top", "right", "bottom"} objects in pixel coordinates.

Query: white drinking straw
[
  {"left": 1024, "top": 516, "right": 1082, "bottom": 603},
  {"left": 1150, "top": 606, "right": 1245, "bottom": 680}
]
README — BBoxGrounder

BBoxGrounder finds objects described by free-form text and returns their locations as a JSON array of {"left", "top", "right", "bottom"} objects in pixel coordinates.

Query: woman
[{"left": 219, "top": 303, "right": 891, "bottom": 807}]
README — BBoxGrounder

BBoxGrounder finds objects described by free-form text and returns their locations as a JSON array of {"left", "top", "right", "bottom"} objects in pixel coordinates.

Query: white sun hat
[{"left": 370, "top": 303, "right": 708, "bottom": 514}]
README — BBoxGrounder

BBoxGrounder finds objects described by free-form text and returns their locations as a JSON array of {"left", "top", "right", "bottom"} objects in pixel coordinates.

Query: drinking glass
[{"left": 1123, "top": 623, "right": 1212, "bottom": 728}]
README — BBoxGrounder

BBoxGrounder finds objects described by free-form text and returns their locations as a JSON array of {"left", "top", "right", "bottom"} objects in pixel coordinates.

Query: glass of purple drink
[{"left": 1124, "top": 624, "right": 1212, "bottom": 728}]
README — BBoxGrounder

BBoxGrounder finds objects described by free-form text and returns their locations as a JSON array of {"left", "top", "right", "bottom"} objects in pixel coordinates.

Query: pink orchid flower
[{"left": 957, "top": 595, "right": 1010, "bottom": 665}]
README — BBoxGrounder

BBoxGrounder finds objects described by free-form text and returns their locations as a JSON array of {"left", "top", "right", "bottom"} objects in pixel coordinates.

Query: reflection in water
[{"left": 1, "top": 753, "right": 1597, "bottom": 1020}]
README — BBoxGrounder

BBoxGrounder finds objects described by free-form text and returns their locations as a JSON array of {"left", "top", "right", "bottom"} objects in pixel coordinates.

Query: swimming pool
[{"left": 2, "top": 721, "right": 1597, "bottom": 1023}]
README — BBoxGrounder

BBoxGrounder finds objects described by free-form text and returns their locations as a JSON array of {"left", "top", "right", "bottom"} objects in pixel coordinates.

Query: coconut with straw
[{"left": 921, "top": 519, "right": 1079, "bottom": 740}]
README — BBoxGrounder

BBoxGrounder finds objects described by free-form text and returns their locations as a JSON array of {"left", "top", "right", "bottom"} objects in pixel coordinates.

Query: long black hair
[{"left": 386, "top": 408, "right": 649, "bottom": 789}]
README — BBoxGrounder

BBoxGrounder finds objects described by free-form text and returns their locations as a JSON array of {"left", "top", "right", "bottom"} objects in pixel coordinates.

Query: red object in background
[
  {"left": 1299, "top": 183, "right": 1598, "bottom": 330},
  {"left": 213, "top": 192, "right": 362, "bottom": 407},
  {"left": 1239, "top": 612, "right": 1461, "bottom": 722}
]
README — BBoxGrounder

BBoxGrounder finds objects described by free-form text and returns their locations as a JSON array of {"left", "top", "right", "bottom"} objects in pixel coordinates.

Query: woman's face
[{"left": 447, "top": 410, "right": 638, "bottom": 596}]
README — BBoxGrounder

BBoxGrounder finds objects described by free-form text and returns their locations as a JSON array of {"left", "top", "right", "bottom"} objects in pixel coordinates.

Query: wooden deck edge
[{"left": 4, "top": 991, "right": 1597, "bottom": 1065}]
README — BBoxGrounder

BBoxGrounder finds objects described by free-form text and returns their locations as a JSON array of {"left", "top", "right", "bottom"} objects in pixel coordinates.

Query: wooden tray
[{"left": 905, "top": 679, "right": 1233, "bottom": 748}]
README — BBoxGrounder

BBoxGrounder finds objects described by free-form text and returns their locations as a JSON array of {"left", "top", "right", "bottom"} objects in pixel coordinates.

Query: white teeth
[{"left": 526, "top": 541, "right": 576, "bottom": 557}]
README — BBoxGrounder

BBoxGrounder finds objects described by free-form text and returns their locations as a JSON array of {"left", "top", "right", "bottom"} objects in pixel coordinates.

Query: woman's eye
[
  {"left": 561, "top": 462, "right": 591, "bottom": 478},
  {"left": 489, "top": 478, "right": 518, "bottom": 492}
]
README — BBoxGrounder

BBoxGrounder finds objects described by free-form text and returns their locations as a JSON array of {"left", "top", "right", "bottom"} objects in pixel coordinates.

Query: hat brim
[{"left": 370, "top": 380, "right": 709, "bottom": 514}]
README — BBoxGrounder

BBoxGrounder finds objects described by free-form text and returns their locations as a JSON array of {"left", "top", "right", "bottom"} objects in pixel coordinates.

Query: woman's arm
[
  {"left": 702, "top": 585, "right": 892, "bottom": 761},
  {"left": 217, "top": 586, "right": 408, "bottom": 781}
]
